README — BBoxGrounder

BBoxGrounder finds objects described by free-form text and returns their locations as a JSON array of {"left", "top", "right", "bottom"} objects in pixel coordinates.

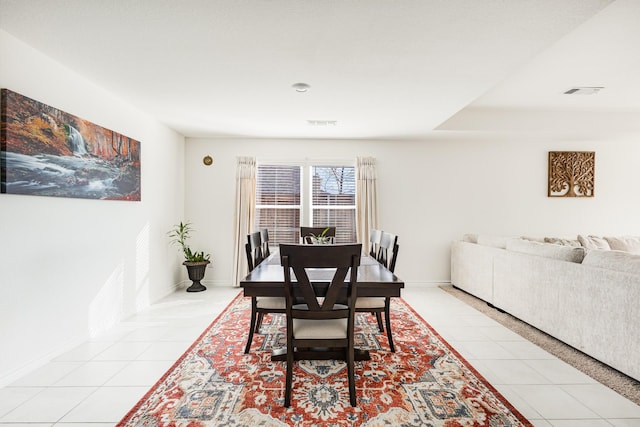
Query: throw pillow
[
  {"left": 462, "top": 233, "right": 478, "bottom": 243},
  {"left": 577, "top": 235, "right": 611, "bottom": 250},
  {"left": 544, "top": 237, "right": 581, "bottom": 247},
  {"left": 603, "top": 236, "right": 640, "bottom": 254}
]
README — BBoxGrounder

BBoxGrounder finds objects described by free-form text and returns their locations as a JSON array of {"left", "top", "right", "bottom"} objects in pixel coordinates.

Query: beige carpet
[{"left": 440, "top": 285, "right": 640, "bottom": 406}]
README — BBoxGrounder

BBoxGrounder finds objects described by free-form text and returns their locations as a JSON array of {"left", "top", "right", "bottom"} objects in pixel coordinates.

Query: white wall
[
  {"left": 0, "top": 30, "right": 186, "bottom": 384},
  {"left": 185, "top": 133, "right": 640, "bottom": 287},
  {"left": 4, "top": 24, "right": 640, "bottom": 387}
]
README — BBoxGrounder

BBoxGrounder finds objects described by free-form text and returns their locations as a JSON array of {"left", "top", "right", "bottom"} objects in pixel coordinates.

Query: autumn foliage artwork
[
  {"left": 1, "top": 89, "right": 141, "bottom": 201},
  {"left": 548, "top": 151, "right": 595, "bottom": 197}
]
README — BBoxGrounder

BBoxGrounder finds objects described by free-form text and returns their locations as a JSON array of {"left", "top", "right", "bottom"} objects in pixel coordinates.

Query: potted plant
[
  {"left": 310, "top": 227, "right": 332, "bottom": 244},
  {"left": 168, "top": 221, "right": 211, "bottom": 292}
]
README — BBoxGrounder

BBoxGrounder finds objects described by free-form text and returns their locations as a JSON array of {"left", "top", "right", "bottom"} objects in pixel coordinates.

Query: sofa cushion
[
  {"left": 506, "top": 238, "right": 585, "bottom": 263},
  {"left": 582, "top": 249, "right": 640, "bottom": 275},
  {"left": 578, "top": 235, "right": 611, "bottom": 250},
  {"left": 603, "top": 236, "right": 640, "bottom": 254},
  {"left": 477, "top": 235, "right": 509, "bottom": 249}
]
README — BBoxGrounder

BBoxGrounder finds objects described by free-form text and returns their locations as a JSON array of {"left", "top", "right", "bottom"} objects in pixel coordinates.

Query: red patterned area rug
[{"left": 118, "top": 292, "right": 531, "bottom": 426}]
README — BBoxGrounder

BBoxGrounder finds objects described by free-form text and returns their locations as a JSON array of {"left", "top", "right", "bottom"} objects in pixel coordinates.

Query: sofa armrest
[{"left": 451, "top": 240, "right": 505, "bottom": 303}]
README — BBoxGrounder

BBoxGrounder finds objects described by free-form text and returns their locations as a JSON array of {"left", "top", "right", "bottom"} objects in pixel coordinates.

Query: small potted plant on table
[
  {"left": 168, "top": 221, "right": 211, "bottom": 292},
  {"left": 310, "top": 227, "right": 332, "bottom": 244}
]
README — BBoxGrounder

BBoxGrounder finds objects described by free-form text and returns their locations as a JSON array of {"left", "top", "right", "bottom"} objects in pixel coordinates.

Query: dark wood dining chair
[
  {"left": 368, "top": 228, "right": 382, "bottom": 258},
  {"left": 280, "top": 243, "right": 362, "bottom": 407},
  {"left": 259, "top": 227, "right": 270, "bottom": 257},
  {"left": 244, "top": 231, "right": 285, "bottom": 354},
  {"left": 377, "top": 231, "right": 399, "bottom": 273},
  {"left": 300, "top": 226, "right": 336, "bottom": 244},
  {"left": 356, "top": 231, "right": 399, "bottom": 352}
]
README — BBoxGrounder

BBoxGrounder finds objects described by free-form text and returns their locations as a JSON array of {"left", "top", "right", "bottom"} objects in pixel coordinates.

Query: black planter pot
[{"left": 183, "top": 260, "right": 210, "bottom": 292}]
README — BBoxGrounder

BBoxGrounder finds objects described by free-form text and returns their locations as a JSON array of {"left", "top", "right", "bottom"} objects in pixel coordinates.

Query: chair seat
[
  {"left": 355, "top": 297, "right": 385, "bottom": 309},
  {"left": 256, "top": 296, "right": 286, "bottom": 309},
  {"left": 293, "top": 318, "right": 348, "bottom": 339}
]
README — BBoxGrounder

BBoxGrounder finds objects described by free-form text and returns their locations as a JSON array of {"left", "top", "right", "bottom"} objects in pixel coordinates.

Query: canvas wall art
[{"left": 1, "top": 89, "right": 141, "bottom": 201}]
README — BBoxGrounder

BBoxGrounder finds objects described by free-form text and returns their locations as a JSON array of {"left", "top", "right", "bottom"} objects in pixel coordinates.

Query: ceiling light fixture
[
  {"left": 292, "top": 82, "right": 310, "bottom": 93},
  {"left": 563, "top": 87, "right": 604, "bottom": 95}
]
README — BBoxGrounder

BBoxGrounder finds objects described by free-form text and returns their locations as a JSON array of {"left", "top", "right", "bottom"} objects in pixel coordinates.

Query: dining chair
[
  {"left": 244, "top": 231, "right": 285, "bottom": 354},
  {"left": 245, "top": 231, "right": 264, "bottom": 271},
  {"left": 377, "top": 232, "right": 399, "bottom": 273},
  {"left": 368, "top": 228, "right": 382, "bottom": 258},
  {"left": 280, "top": 243, "right": 362, "bottom": 407},
  {"left": 356, "top": 231, "right": 399, "bottom": 352},
  {"left": 300, "top": 226, "right": 336, "bottom": 244},
  {"left": 259, "top": 228, "right": 270, "bottom": 257}
]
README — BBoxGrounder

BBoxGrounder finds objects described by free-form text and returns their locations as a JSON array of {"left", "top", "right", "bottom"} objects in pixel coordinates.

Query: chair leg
[
  {"left": 284, "top": 341, "right": 294, "bottom": 407},
  {"left": 375, "top": 312, "right": 384, "bottom": 332},
  {"left": 347, "top": 345, "right": 356, "bottom": 407},
  {"left": 256, "top": 312, "right": 265, "bottom": 331},
  {"left": 245, "top": 305, "right": 258, "bottom": 354},
  {"left": 384, "top": 298, "right": 395, "bottom": 353}
]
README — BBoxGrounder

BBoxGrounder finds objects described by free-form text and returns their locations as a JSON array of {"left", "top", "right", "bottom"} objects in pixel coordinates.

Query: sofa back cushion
[
  {"left": 477, "top": 235, "right": 509, "bottom": 249},
  {"left": 506, "top": 238, "right": 585, "bottom": 263},
  {"left": 582, "top": 249, "right": 640, "bottom": 275}
]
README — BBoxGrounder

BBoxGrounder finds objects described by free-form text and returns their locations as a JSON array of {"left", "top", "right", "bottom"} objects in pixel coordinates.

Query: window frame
[{"left": 255, "top": 159, "right": 356, "bottom": 245}]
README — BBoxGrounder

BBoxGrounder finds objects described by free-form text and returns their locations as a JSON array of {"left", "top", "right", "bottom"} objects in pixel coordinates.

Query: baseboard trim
[
  {"left": 0, "top": 336, "right": 87, "bottom": 388},
  {"left": 404, "top": 281, "right": 451, "bottom": 288}
]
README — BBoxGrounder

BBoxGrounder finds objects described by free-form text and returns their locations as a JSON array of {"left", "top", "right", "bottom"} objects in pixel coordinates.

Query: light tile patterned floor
[{"left": 0, "top": 286, "right": 638, "bottom": 426}]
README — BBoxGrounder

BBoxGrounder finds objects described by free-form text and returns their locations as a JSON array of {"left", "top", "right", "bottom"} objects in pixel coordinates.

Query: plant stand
[{"left": 184, "top": 261, "right": 210, "bottom": 292}]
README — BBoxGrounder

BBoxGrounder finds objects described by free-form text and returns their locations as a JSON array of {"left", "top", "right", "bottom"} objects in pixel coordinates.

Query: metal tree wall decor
[{"left": 548, "top": 151, "right": 595, "bottom": 197}]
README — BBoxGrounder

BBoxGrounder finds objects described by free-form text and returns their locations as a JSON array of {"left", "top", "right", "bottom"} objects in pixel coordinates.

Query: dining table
[{"left": 239, "top": 246, "right": 404, "bottom": 361}]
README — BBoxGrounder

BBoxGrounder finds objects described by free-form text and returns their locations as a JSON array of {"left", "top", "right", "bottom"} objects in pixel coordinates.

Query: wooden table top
[{"left": 240, "top": 248, "right": 404, "bottom": 298}]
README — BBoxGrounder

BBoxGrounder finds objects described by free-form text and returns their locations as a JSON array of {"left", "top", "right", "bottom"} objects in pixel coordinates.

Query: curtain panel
[
  {"left": 356, "top": 156, "right": 378, "bottom": 255},
  {"left": 232, "top": 156, "right": 256, "bottom": 287}
]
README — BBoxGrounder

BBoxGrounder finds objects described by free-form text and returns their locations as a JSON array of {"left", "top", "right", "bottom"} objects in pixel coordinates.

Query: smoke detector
[
  {"left": 563, "top": 87, "right": 604, "bottom": 95},
  {"left": 292, "top": 83, "right": 310, "bottom": 92}
]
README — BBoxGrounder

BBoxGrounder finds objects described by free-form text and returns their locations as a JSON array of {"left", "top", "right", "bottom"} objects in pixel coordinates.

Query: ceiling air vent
[
  {"left": 563, "top": 87, "right": 604, "bottom": 95},
  {"left": 307, "top": 120, "right": 337, "bottom": 126}
]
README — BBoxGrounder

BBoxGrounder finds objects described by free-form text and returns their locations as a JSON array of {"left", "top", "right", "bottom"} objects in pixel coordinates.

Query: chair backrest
[
  {"left": 377, "top": 232, "right": 399, "bottom": 273},
  {"left": 259, "top": 228, "right": 270, "bottom": 257},
  {"left": 368, "top": 228, "right": 382, "bottom": 257},
  {"left": 245, "top": 231, "right": 264, "bottom": 271},
  {"left": 280, "top": 244, "right": 362, "bottom": 320},
  {"left": 300, "top": 226, "right": 337, "bottom": 244}
]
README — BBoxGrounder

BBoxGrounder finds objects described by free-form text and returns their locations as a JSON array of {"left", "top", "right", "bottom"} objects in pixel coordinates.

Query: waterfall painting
[{"left": 1, "top": 89, "right": 141, "bottom": 201}]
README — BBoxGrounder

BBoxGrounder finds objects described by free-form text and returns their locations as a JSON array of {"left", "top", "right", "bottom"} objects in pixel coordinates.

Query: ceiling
[{"left": 1, "top": 0, "right": 639, "bottom": 140}]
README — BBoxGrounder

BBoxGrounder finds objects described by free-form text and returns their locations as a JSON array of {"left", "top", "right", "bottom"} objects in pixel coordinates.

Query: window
[
  {"left": 255, "top": 163, "right": 356, "bottom": 244},
  {"left": 255, "top": 165, "right": 301, "bottom": 244}
]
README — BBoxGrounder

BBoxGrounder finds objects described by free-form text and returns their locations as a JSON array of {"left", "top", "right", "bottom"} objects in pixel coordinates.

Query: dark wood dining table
[{"left": 239, "top": 247, "right": 404, "bottom": 361}]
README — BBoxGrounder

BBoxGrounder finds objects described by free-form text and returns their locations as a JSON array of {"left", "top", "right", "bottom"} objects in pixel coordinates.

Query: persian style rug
[{"left": 118, "top": 292, "right": 531, "bottom": 426}]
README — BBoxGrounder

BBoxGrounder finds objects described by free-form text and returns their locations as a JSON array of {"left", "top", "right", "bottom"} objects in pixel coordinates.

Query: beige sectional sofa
[{"left": 450, "top": 234, "right": 640, "bottom": 382}]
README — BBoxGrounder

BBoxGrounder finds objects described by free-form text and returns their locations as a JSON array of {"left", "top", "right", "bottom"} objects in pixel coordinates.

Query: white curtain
[
  {"left": 232, "top": 156, "right": 256, "bottom": 287},
  {"left": 356, "top": 157, "right": 378, "bottom": 254}
]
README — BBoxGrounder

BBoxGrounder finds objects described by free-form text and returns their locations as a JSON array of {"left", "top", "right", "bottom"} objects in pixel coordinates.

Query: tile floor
[{"left": 0, "top": 286, "right": 638, "bottom": 426}]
